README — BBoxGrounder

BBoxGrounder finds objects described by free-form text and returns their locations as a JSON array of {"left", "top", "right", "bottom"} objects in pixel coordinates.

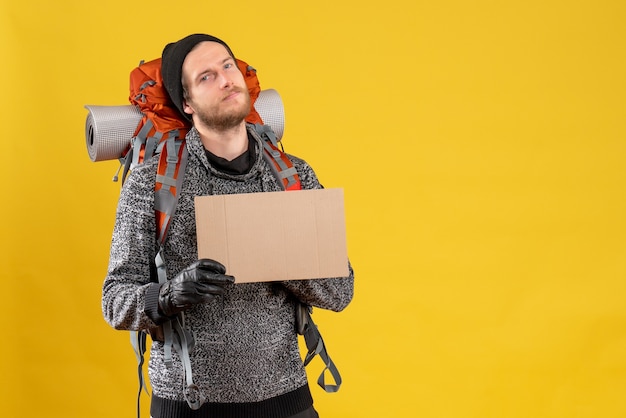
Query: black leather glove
[{"left": 158, "top": 259, "right": 234, "bottom": 317}]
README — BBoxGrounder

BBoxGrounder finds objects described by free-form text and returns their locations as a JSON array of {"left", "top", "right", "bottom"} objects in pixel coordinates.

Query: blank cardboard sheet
[{"left": 195, "top": 188, "right": 348, "bottom": 283}]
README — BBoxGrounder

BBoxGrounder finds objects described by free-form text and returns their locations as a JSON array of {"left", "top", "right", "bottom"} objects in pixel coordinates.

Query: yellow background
[{"left": 1, "top": 0, "right": 625, "bottom": 417}]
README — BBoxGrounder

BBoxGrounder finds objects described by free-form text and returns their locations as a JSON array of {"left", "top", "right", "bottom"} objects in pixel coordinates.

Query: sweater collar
[{"left": 185, "top": 123, "right": 265, "bottom": 181}]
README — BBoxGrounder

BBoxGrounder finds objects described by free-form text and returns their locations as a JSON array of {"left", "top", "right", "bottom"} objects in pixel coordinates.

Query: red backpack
[{"left": 126, "top": 57, "right": 262, "bottom": 167}]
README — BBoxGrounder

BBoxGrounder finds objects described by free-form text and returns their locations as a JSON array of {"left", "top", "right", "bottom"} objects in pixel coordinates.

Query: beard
[{"left": 193, "top": 87, "right": 251, "bottom": 132}]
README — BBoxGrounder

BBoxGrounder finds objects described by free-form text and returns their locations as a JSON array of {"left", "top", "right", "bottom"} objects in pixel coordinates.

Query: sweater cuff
[{"left": 144, "top": 282, "right": 169, "bottom": 325}]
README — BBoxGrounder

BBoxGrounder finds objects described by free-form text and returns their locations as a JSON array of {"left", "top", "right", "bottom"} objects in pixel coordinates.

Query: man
[{"left": 102, "top": 33, "right": 354, "bottom": 418}]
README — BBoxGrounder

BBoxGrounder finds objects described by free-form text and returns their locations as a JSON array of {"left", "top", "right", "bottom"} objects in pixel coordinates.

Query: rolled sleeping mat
[
  {"left": 254, "top": 88, "right": 284, "bottom": 140},
  {"left": 85, "top": 88, "right": 285, "bottom": 162}
]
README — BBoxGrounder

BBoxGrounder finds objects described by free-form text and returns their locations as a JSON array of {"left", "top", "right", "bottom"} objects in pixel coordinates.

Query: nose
[{"left": 218, "top": 71, "right": 234, "bottom": 89}]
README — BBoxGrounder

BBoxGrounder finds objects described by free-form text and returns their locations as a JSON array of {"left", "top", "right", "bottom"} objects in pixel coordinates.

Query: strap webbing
[
  {"left": 153, "top": 137, "right": 203, "bottom": 410},
  {"left": 130, "top": 330, "right": 149, "bottom": 418},
  {"left": 156, "top": 248, "right": 204, "bottom": 409},
  {"left": 155, "top": 135, "right": 187, "bottom": 245},
  {"left": 255, "top": 124, "right": 301, "bottom": 191},
  {"left": 131, "top": 120, "right": 154, "bottom": 169},
  {"left": 301, "top": 306, "right": 342, "bottom": 393},
  {"left": 119, "top": 119, "right": 155, "bottom": 185},
  {"left": 155, "top": 249, "right": 175, "bottom": 366}
]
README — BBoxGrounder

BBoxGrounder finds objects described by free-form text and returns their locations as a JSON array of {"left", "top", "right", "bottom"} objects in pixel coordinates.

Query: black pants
[
  {"left": 289, "top": 407, "right": 319, "bottom": 418},
  {"left": 151, "top": 407, "right": 318, "bottom": 418}
]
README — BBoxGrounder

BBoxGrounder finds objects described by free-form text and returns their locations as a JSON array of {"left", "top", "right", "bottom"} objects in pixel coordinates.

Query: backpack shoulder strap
[
  {"left": 253, "top": 123, "right": 301, "bottom": 191},
  {"left": 154, "top": 134, "right": 188, "bottom": 245},
  {"left": 132, "top": 133, "right": 196, "bottom": 417},
  {"left": 152, "top": 135, "right": 206, "bottom": 410}
]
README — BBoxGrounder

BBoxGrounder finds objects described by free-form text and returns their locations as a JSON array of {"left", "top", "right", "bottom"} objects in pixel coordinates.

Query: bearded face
[
  {"left": 181, "top": 42, "right": 251, "bottom": 132},
  {"left": 190, "top": 84, "right": 251, "bottom": 131}
]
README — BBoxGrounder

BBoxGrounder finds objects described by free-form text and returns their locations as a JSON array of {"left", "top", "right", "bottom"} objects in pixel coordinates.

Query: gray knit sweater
[{"left": 102, "top": 124, "right": 354, "bottom": 418}]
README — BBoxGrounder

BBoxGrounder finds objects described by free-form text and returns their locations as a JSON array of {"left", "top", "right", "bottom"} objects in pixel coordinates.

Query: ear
[{"left": 182, "top": 99, "right": 194, "bottom": 116}]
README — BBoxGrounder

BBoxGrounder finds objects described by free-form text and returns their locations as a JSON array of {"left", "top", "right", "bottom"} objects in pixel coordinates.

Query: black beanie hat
[{"left": 161, "top": 33, "right": 235, "bottom": 119}]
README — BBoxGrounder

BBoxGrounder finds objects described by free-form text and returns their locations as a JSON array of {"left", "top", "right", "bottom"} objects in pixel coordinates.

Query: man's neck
[{"left": 196, "top": 121, "right": 248, "bottom": 161}]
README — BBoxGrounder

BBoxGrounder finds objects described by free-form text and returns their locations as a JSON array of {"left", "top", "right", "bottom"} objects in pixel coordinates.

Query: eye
[{"left": 200, "top": 73, "right": 215, "bottom": 82}]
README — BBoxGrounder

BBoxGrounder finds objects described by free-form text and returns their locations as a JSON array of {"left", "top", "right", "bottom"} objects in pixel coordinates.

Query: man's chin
[
  {"left": 195, "top": 98, "right": 251, "bottom": 131},
  {"left": 200, "top": 113, "right": 248, "bottom": 131}
]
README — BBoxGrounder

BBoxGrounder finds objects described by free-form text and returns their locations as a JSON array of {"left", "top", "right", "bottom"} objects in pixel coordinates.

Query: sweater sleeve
[
  {"left": 281, "top": 263, "right": 354, "bottom": 312},
  {"left": 101, "top": 162, "right": 161, "bottom": 331},
  {"left": 280, "top": 156, "right": 355, "bottom": 312}
]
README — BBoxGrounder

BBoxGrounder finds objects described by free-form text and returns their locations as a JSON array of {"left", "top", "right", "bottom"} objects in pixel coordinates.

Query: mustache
[{"left": 222, "top": 86, "right": 248, "bottom": 100}]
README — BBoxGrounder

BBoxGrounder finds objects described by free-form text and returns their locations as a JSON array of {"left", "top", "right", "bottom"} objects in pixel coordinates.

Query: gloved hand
[{"left": 158, "top": 259, "right": 234, "bottom": 317}]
